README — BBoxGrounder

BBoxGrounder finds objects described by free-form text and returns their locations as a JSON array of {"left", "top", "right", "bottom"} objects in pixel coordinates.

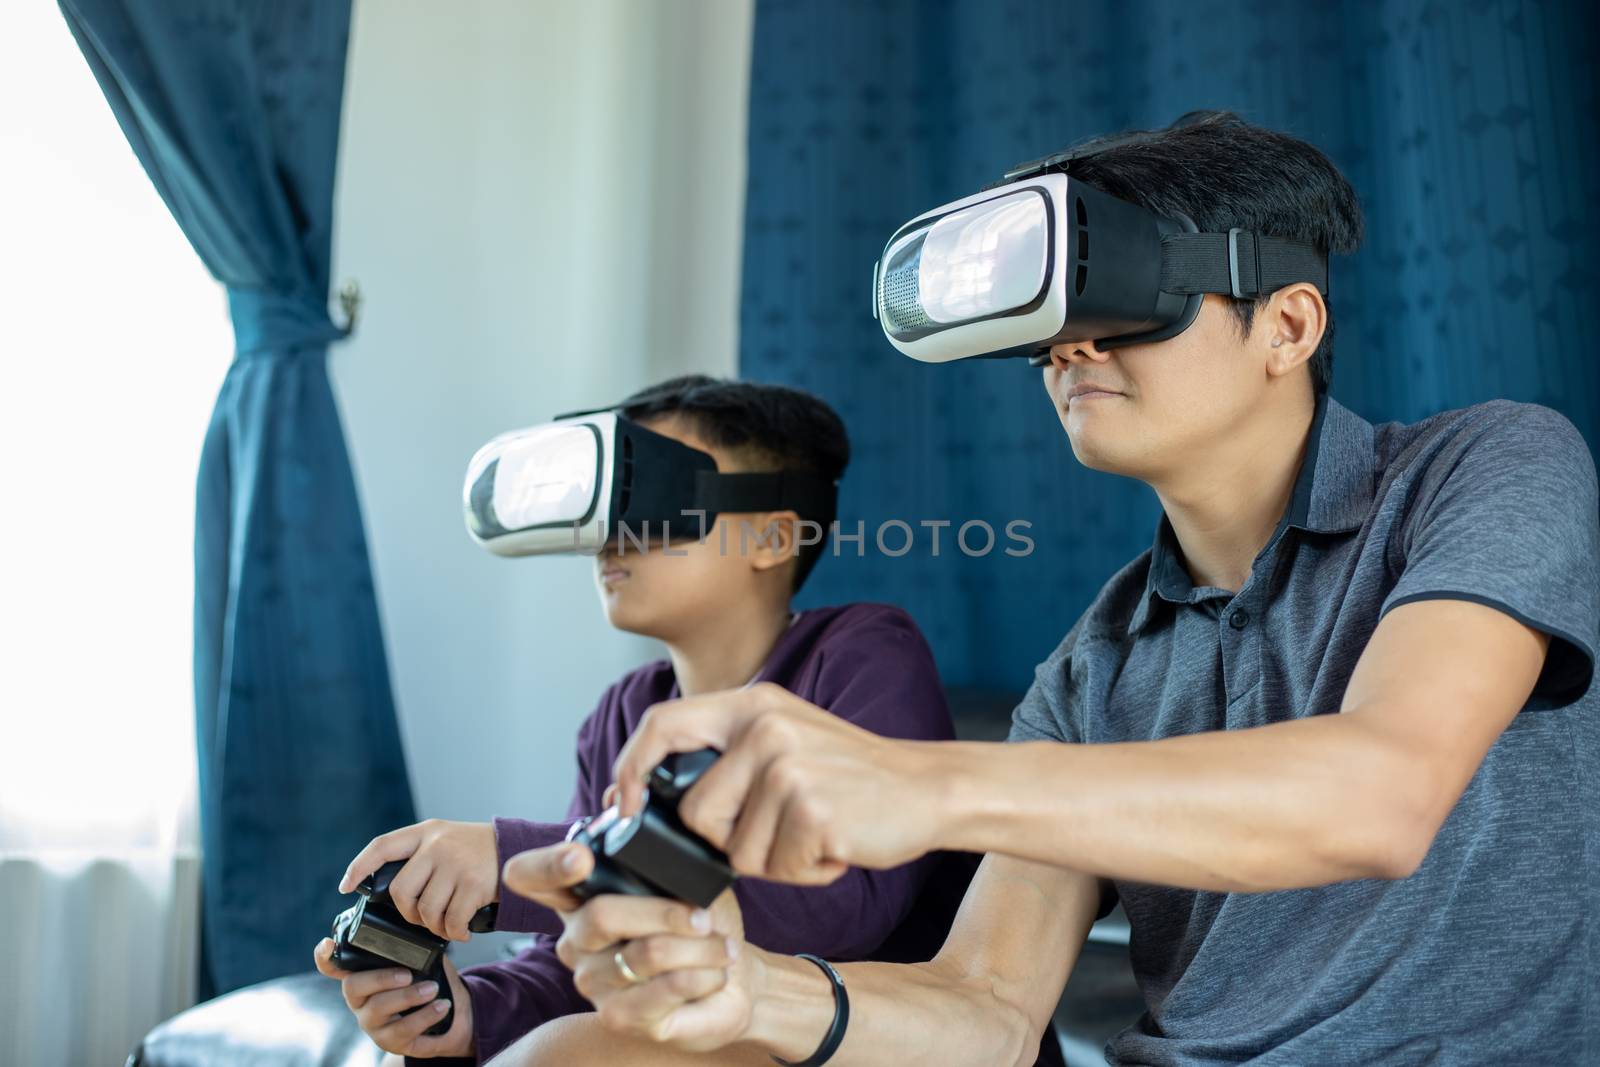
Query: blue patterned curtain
[
  {"left": 60, "top": 0, "right": 415, "bottom": 993},
  {"left": 741, "top": 0, "right": 1600, "bottom": 689}
]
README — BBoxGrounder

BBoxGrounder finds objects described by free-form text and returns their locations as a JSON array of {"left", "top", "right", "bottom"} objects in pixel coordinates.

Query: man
[
  {"left": 501, "top": 114, "right": 1599, "bottom": 1065},
  {"left": 310, "top": 377, "right": 995, "bottom": 1063}
]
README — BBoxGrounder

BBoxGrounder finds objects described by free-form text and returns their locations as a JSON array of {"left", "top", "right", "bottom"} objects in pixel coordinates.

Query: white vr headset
[
  {"left": 464, "top": 408, "right": 839, "bottom": 557},
  {"left": 873, "top": 140, "right": 1330, "bottom": 364}
]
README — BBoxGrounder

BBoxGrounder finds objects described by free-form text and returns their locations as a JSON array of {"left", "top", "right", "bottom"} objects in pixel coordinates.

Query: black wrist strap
[{"left": 771, "top": 953, "right": 849, "bottom": 1067}]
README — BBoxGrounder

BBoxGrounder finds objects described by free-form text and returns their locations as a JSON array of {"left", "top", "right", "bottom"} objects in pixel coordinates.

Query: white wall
[{"left": 331, "top": 0, "right": 753, "bottom": 960}]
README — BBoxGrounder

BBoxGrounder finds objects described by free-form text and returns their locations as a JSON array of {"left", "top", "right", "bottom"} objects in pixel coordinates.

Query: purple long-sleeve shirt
[{"left": 458, "top": 603, "right": 959, "bottom": 1064}]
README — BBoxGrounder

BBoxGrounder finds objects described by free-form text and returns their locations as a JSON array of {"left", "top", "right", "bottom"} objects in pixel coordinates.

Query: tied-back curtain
[
  {"left": 741, "top": 0, "right": 1600, "bottom": 690},
  {"left": 60, "top": 0, "right": 415, "bottom": 993}
]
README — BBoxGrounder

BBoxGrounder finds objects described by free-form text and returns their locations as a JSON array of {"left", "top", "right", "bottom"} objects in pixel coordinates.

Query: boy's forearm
[
  {"left": 732, "top": 850, "right": 931, "bottom": 961},
  {"left": 493, "top": 816, "right": 583, "bottom": 933},
  {"left": 461, "top": 946, "right": 591, "bottom": 1064},
  {"left": 744, "top": 950, "right": 1034, "bottom": 1067}
]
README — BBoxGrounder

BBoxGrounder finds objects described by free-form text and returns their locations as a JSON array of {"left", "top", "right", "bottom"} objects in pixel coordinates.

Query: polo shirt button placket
[{"left": 1220, "top": 601, "right": 1258, "bottom": 709}]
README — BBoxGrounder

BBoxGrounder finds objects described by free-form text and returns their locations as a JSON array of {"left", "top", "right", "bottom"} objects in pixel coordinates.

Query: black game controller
[
  {"left": 330, "top": 860, "right": 498, "bottom": 1036},
  {"left": 566, "top": 748, "right": 737, "bottom": 909}
]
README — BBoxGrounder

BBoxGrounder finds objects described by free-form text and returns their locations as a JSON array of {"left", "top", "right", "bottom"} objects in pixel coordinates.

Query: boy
[{"left": 312, "top": 376, "right": 985, "bottom": 1064}]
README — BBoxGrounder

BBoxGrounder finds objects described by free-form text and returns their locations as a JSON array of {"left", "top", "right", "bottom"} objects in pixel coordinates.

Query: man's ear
[
  {"left": 748, "top": 510, "right": 800, "bottom": 575},
  {"left": 1264, "top": 282, "right": 1327, "bottom": 381}
]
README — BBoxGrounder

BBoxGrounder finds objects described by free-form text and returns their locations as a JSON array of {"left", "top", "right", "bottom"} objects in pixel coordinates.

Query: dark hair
[
  {"left": 1064, "top": 110, "right": 1363, "bottom": 396},
  {"left": 618, "top": 375, "right": 850, "bottom": 592}
]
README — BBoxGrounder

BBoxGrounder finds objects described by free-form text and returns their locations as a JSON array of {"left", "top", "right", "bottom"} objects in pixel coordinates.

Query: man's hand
[
  {"left": 340, "top": 820, "right": 498, "bottom": 941},
  {"left": 502, "top": 842, "right": 755, "bottom": 1052},
  {"left": 312, "top": 938, "right": 473, "bottom": 1059},
  {"left": 611, "top": 682, "right": 950, "bottom": 884},
  {"left": 564, "top": 884, "right": 751, "bottom": 1051}
]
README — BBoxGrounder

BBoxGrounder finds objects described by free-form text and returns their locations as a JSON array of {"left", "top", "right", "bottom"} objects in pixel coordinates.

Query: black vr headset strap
[
  {"left": 1160, "top": 230, "right": 1329, "bottom": 298},
  {"left": 692, "top": 470, "right": 839, "bottom": 530}
]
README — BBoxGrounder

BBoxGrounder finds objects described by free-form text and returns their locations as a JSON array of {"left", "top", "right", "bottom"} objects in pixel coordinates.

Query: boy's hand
[
  {"left": 503, "top": 844, "right": 753, "bottom": 1052},
  {"left": 312, "top": 938, "right": 473, "bottom": 1058},
  {"left": 341, "top": 820, "right": 498, "bottom": 941}
]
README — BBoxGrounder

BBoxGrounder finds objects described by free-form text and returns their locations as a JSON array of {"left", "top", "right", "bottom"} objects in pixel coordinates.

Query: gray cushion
[{"left": 128, "top": 972, "right": 381, "bottom": 1067}]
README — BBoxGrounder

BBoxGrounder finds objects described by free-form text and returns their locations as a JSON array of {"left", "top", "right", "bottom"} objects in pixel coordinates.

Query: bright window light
[{"left": 0, "top": 4, "right": 231, "bottom": 853}]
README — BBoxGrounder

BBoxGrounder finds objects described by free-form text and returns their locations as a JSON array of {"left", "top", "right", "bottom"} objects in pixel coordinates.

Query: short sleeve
[
  {"left": 1008, "top": 620, "right": 1083, "bottom": 743},
  {"left": 1380, "top": 402, "right": 1600, "bottom": 709}
]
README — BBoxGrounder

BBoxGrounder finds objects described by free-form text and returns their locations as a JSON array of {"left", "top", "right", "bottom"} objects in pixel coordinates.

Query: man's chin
[{"left": 1066, "top": 434, "right": 1138, "bottom": 478}]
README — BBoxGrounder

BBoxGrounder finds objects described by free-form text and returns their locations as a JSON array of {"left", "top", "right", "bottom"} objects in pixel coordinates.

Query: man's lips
[
  {"left": 1065, "top": 382, "right": 1124, "bottom": 404},
  {"left": 599, "top": 564, "right": 629, "bottom": 584}
]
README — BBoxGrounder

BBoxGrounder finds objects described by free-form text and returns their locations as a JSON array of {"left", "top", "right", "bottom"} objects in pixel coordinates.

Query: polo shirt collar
[
  {"left": 1289, "top": 390, "right": 1377, "bottom": 536},
  {"left": 1126, "top": 391, "right": 1376, "bottom": 635}
]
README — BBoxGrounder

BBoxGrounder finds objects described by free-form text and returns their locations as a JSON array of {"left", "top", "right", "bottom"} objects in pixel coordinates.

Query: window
[{"left": 0, "top": 3, "right": 230, "bottom": 854}]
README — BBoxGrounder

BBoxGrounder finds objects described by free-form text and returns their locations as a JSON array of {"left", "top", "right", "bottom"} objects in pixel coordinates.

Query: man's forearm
[
  {"left": 930, "top": 710, "right": 1429, "bottom": 892},
  {"left": 744, "top": 951, "right": 1034, "bottom": 1067},
  {"left": 495, "top": 954, "right": 1032, "bottom": 1067}
]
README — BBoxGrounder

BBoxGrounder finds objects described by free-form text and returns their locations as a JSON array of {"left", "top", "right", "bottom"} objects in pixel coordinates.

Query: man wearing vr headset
[
  {"left": 499, "top": 113, "right": 1599, "bottom": 1065},
  {"left": 311, "top": 377, "right": 987, "bottom": 1064}
]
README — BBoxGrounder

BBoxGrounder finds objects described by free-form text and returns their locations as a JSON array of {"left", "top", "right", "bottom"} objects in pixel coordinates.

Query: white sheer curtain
[{"left": 0, "top": 7, "right": 229, "bottom": 1065}]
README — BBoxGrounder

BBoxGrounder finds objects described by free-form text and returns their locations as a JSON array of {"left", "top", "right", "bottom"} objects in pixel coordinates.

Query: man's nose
[{"left": 1048, "top": 339, "right": 1110, "bottom": 371}]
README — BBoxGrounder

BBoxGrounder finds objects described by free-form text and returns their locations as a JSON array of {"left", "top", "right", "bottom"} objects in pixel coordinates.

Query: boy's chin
[{"left": 599, "top": 595, "right": 665, "bottom": 638}]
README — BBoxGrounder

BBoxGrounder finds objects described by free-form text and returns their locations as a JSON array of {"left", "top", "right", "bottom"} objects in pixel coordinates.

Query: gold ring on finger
[{"left": 614, "top": 947, "right": 644, "bottom": 985}]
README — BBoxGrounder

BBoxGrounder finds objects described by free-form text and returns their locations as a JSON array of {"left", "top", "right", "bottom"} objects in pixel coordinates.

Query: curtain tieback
[{"left": 227, "top": 287, "right": 350, "bottom": 357}]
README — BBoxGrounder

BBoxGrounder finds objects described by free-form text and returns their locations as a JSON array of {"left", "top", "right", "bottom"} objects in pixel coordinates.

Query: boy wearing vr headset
[
  {"left": 311, "top": 377, "right": 986, "bottom": 1064},
  {"left": 501, "top": 113, "right": 1599, "bottom": 1065}
]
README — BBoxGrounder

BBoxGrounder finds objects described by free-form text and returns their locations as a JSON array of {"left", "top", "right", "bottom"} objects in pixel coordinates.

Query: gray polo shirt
[{"left": 1011, "top": 392, "right": 1599, "bottom": 1065}]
